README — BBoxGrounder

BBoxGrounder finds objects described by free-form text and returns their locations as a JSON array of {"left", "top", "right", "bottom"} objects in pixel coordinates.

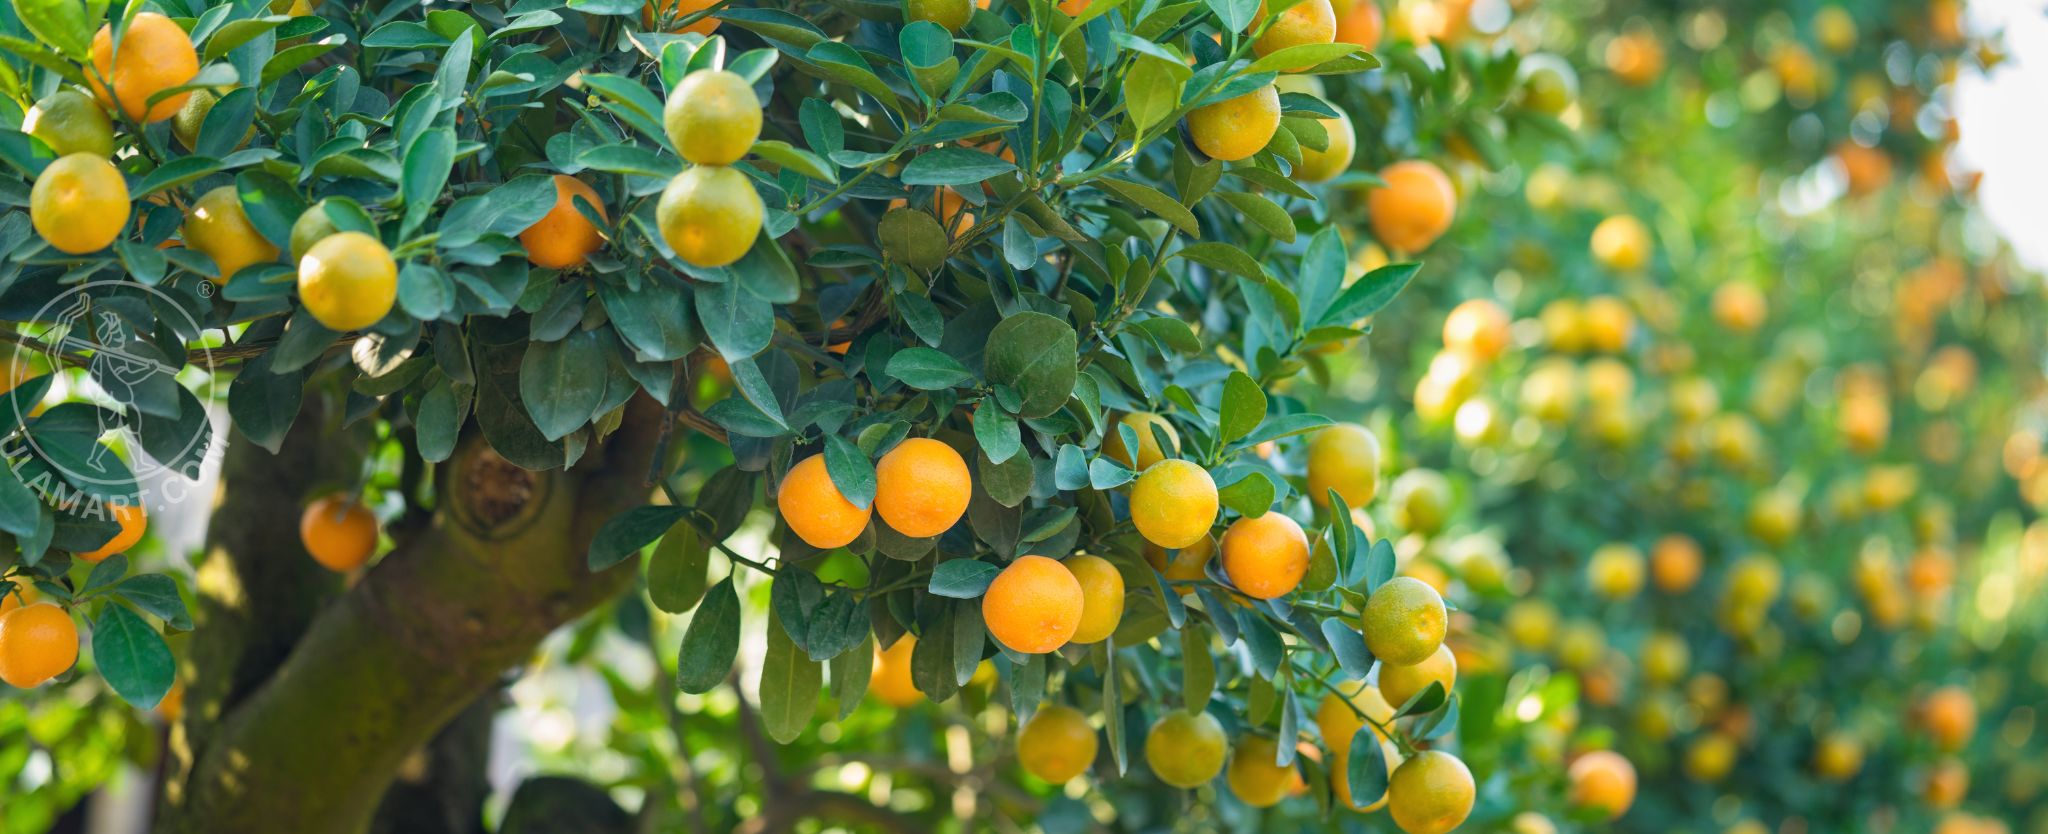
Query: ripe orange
[
  {"left": 1586, "top": 542, "right": 1645, "bottom": 599},
  {"left": 1712, "top": 282, "right": 1767, "bottom": 333},
  {"left": 1129, "top": 459, "right": 1219, "bottom": 550},
  {"left": 1641, "top": 631, "right": 1690, "bottom": 685},
  {"left": 1334, "top": 0, "right": 1384, "bottom": 47},
  {"left": 0, "top": 583, "right": 39, "bottom": 616},
  {"left": 1442, "top": 298, "right": 1511, "bottom": 362},
  {"left": 776, "top": 453, "right": 871, "bottom": 549},
  {"left": 1920, "top": 686, "right": 1976, "bottom": 752},
  {"left": 657, "top": 164, "right": 763, "bottom": 267},
  {"left": 1605, "top": 30, "right": 1665, "bottom": 87},
  {"left": 870, "top": 636, "right": 923, "bottom": 706},
  {"left": 89, "top": 13, "right": 199, "bottom": 123},
  {"left": 300, "top": 495, "right": 379, "bottom": 571},
  {"left": 1650, "top": 534, "right": 1701, "bottom": 593},
  {"left": 1306, "top": 423, "right": 1381, "bottom": 508},
  {"left": 1567, "top": 750, "right": 1637, "bottom": 819},
  {"left": 1144, "top": 710, "right": 1228, "bottom": 788},
  {"left": 522, "top": 175, "right": 608, "bottom": 269},
  {"left": 24, "top": 89, "right": 115, "bottom": 158},
  {"left": 1389, "top": 468, "right": 1452, "bottom": 535},
  {"left": 79, "top": 503, "right": 147, "bottom": 563},
  {"left": 1589, "top": 215, "right": 1651, "bottom": 272},
  {"left": 298, "top": 231, "right": 397, "bottom": 331},
  {"left": 1581, "top": 295, "right": 1635, "bottom": 353},
  {"left": 1219, "top": 512, "right": 1310, "bottom": 599},
  {"left": 31, "top": 154, "right": 130, "bottom": 255},
  {"left": 1378, "top": 642, "right": 1455, "bottom": 708},
  {"left": 664, "top": 70, "right": 762, "bottom": 166},
  {"left": 1252, "top": 0, "right": 1337, "bottom": 71},
  {"left": 1836, "top": 141, "right": 1893, "bottom": 197},
  {"left": 1102, "top": 411, "right": 1179, "bottom": 470},
  {"left": 0, "top": 603, "right": 78, "bottom": 688},
  {"left": 982, "top": 555, "right": 1084, "bottom": 654},
  {"left": 1361, "top": 576, "right": 1446, "bottom": 665},
  {"left": 1186, "top": 85, "right": 1281, "bottom": 163},
  {"left": 1144, "top": 535, "right": 1216, "bottom": 590},
  {"left": 643, "top": 0, "right": 720, "bottom": 34},
  {"left": 873, "top": 438, "right": 971, "bottom": 538},
  {"left": 1319, "top": 684, "right": 1399, "bottom": 810},
  {"left": 1226, "top": 734, "right": 1296, "bottom": 808},
  {"left": 1813, "top": 731, "right": 1864, "bottom": 781},
  {"left": 1017, "top": 704, "right": 1098, "bottom": 783},
  {"left": 1504, "top": 599, "right": 1557, "bottom": 650},
  {"left": 1387, "top": 750, "right": 1476, "bottom": 834},
  {"left": 1063, "top": 554, "right": 1125, "bottom": 644},
  {"left": 1924, "top": 757, "right": 1970, "bottom": 808},
  {"left": 1367, "top": 160, "right": 1456, "bottom": 253},
  {"left": 184, "top": 185, "right": 280, "bottom": 280}
]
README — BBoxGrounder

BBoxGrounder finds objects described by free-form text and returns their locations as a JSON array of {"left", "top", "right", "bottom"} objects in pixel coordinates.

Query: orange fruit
[
  {"left": 0, "top": 603, "right": 78, "bottom": 688},
  {"left": 982, "top": 555, "right": 1084, "bottom": 654},
  {"left": 89, "top": 13, "right": 199, "bottom": 123},
  {"left": 0, "top": 583, "right": 39, "bottom": 616},
  {"left": 1388, "top": 751, "right": 1475, "bottom": 834},
  {"left": 1813, "top": 731, "right": 1864, "bottom": 781},
  {"left": 1582, "top": 295, "right": 1635, "bottom": 353},
  {"left": 776, "top": 453, "right": 871, "bottom": 549},
  {"left": 1367, "top": 160, "right": 1456, "bottom": 253},
  {"left": 522, "top": 175, "right": 608, "bottom": 269},
  {"left": 906, "top": 0, "right": 972, "bottom": 30},
  {"left": 642, "top": 0, "right": 720, "bottom": 34},
  {"left": 1685, "top": 731, "right": 1737, "bottom": 783},
  {"left": 1924, "top": 757, "right": 1969, "bottom": 808},
  {"left": 183, "top": 184, "right": 280, "bottom": 280},
  {"left": 1605, "top": 30, "right": 1665, "bottom": 87},
  {"left": 1306, "top": 423, "right": 1381, "bottom": 508},
  {"left": 1361, "top": 576, "right": 1446, "bottom": 665},
  {"left": 300, "top": 495, "right": 379, "bottom": 571},
  {"left": 1334, "top": 0, "right": 1384, "bottom": 47},
  {"left": 1219, "top": 512, "right": 1310, "bottom": 599},
  {"left": 1064, "top": 554, "right": 1125, "bottom": 644},
  {"left": 1442, "top": 298, "right": 1511, "bottom": 362},
  {"left": 31, "top": 153, "right": 130, "bottom": 255},
  {"left": 1567, "top": 750, "right": 1637, "bottom": 819},
  {"left": 664, "top": 70, "right": 762, "bottom": 166},
  {"left": 1294, "top": 109, "right": 1356, "bottom": 182},
  {"left": 1920, "top": 686, "right": 1976, "bottom": 752},
  {"left": 657, "top": 164, "right": 763, "bottom": 267},
  {"left": 79, "top": 503, "right": 147, "bottom": 563},
  {"left": 23, "top": 88, "right": 115, "bottom": 158},
  {"left": 297, "top": 231, "right": 397, "bottom": 331},
  {"left": 1252, "top": 0, "right": 1337, "bottom": 71},
  {"left": 1226, "top": 734, "right": 1296, "bottom": 808},
  {"left": 1018, "top": 704, "right": 1098, "bottom": 783},
  {"left": 1144, "top": 535, "right": 1216, "bottom": 590},
  {"left": 1129, "top": 459, "right": 1219, "bottom": 550},
  {"left": 1378, "top": 642, "right": 1455, "bottom": 708},
  {"left": 873, "top": 438, "right": 971, "bottom": 538},
  {"left": 1586, "top": 542, "right": 1645, "bottom": 599},
  {"left": 1102, "top": 411, "right": 1179, "bottom": 470},
  {"left": 870, "top": 636, "right": 923, "bottom": 706},
  {"left": 1837, "top": 141, "right": 1893, "bottom": 197},
  {"left": 1145, "top": 710, "right": 1228, "bottom": 788},
  {"left": 1186, "top": 85, "right": 1281, "bottom": 162},
  {"left": 1389, "top": 469, "right": 1453, "bottom": 535},
  {"left": 1711, "top": 282, "right": 1767, "bottom": 333}
]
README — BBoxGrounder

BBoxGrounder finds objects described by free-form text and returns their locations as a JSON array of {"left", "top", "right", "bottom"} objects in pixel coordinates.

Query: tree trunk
[{"left": 156, "top": 396, "right": 668, "bottom": 834}]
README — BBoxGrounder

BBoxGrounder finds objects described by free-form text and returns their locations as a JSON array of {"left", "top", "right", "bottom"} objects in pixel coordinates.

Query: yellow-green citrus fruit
[
  {"left": 23, "top": 89, "right": 115, "bottom": 158},
  {"left": 1017, "top": 703, "right": 1098, "bottom": 783},
  {"left": 289, "top": 200, "right": 345, "bottom": 264},
  {"left": 1378, "top": 642, "right": 1456, "bottom": 708},
  {"left": 1295, "top": 109, "right": 1356, "bottom": 182},
  {"left": 1253, "top": 0, "right": 1338, "bottom": 71},
  {"left": 1129, "top": 459, "right": 1220, "bottom": 550},
  {"left": 1361, "top": 576, "right": 1447, "bottom": 665},
  {"left": 1103, "top": 412, "right": 1180, "bottom": 470},
  {"left": 1306, "top": 423, "right": 1381, "bottom": 507},
  {"left": 1145, "top": 710, "right": 1228, "bottom": 788},
  {"left": 1186, "top": 85, "right": 1282, "bottom": 162},
  {"left": 1387, "top": 750, "right": 1476, "bottom": 834},
  {"left": 663, "top": 70, "right": 763, "bottom": 166},
  {"left": 1390, "top": 469, "right": 1453, "bottom": 535},
  {"left": 905, "top": 0, "right": 972, "bottom": 30},
  {"left": 1226, "top": 734, "right": 1296, "bottom": 808},
  {"left": 657, "top": 164, "right": 763, "bottom": 267},
  {"left": 1064, "top": 553, "right": 1125, "bottom": 644},
  {"left": 297, "top": 231, "right": 398, "bottom": 332},
  {"left": 31, "top": 153, "right": 129, "bottom": 255},
  {"left": 1568, "top": 750, "right": 1638, "bottom": 819},
  {"left": 184, "top": 184, "right": 280, "bottom": 280}
]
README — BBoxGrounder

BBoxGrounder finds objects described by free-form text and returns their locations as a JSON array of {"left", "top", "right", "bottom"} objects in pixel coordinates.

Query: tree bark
[{"left": 156, "top": 396, "right": 669, "bottom": 834}]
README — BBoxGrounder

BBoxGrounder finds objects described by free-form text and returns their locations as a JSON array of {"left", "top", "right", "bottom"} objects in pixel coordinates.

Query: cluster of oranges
[
  {"left": 656, "top": 69, "right": 765, "bottom": 268},
  {"left": 0, "top": 502, "right": 146, "bottom": 690}
]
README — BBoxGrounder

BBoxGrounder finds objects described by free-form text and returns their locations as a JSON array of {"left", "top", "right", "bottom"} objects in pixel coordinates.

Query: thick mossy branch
[{"left": 157, "top": 396, "right": 668, "bottom": 834}]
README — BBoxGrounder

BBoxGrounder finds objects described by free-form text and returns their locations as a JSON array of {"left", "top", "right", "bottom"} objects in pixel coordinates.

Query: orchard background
[{"left": 0, "top": 0, "right": 2042, "bottom": 833}]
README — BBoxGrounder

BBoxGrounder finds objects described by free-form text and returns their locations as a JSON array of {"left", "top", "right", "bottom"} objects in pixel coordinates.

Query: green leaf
[
  {"left": 1216, "top": 191, "right": 1295, "bottom": 243},
  {"left": 1123, "top": 55, "right": 1187, "bottom": 134},
  {"left": 401, "top": 128, "right": 457, "bottom": 235},
  {"left": 823, "top": 434, "right": 877, "bottom": 510},
  {"left": 749, "top": 139, "right": 836, "bottom": 183},
  {"left": 899, "top": 147, "right": 1016, "bottom": 186},
  {"left": 828, "top": 632, "right": 873, "bottom": 720},
  {"left": 203, "top": 15, "right": 291, "bottom": 62},
  {"left": 520, "top": 329, "right": 608, "bottom": 442},
  {"left": 1319, "top": 262, "right": 1420, "bottom": 327},
  {"left": 93, "top": 604, "right": 174, "bottom": 709},
  {"left": 758, "top": 613, "right": 822, "bottom": 744},
  {"left": 676, "top": 577, "right": 741, "bottom": 694},
  {"left": 15, "top": 0, "right": 93, "bottom": 59},
  {"left": 1322, "top": 620, "right": 1374, "bottom": 680},
  {"left": 983, "top": 312, "right": 1077, "bottom": 419},
  {"left": 1098, "top": 178, "right": 1198, "bottom": 236},
  {"left": 647, "top": 520, "right": 712, "bottom": 614},
  {"left": 1219, "top": 371, "right": 1266, "bottom": 444},
  {"left": 135, "top": 156, "right": 223, "bottom": 199},
  {"left": 1176, "top": 241, "right": 1267, "bottom": 281},
  {"left": 0, "top": 468, "right": 41, "bottom": 537},
  {"left": 884, "top": 348, "right": 974, "bottom": 390},
  {"left": 1217, "top": 470, "right": 1274, "bottom": 517},
  {"left": 1245, "top": 42, "right": 1361, "bottom": 75},
  {"left": 235, "top": 170, "right": 306, "bottom": 252},
  {"left": 1180, "top": 624, "right": 1215, "bottom": 714},
  {"left": 695, "top": 279, "right": 774, "bottom": 361},
  {"left": 972, "top": 405, "right": 1021, "bottom": 464},
  {"left": 928, "top": 559, "right": 1000, "bottom": 598},
  {"left": 588, "top": 505, "right": 689, "bottom": 571},
  {"left": 1344, "top": 723, "right": 1390, "bottom": 806},
  {"left": 115, "top": 574, "right": 191, "bottom": 631}
]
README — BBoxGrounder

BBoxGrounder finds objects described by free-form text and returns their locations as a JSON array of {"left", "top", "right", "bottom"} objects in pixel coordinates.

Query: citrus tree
[{"left": 0, "top": 0, "right": 1592, "bottom": 831}]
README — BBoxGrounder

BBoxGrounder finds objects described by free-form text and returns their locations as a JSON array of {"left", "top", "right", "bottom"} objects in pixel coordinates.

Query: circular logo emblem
[{"left": 7, "top": 280, "right": 219, "bottom": 489}]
